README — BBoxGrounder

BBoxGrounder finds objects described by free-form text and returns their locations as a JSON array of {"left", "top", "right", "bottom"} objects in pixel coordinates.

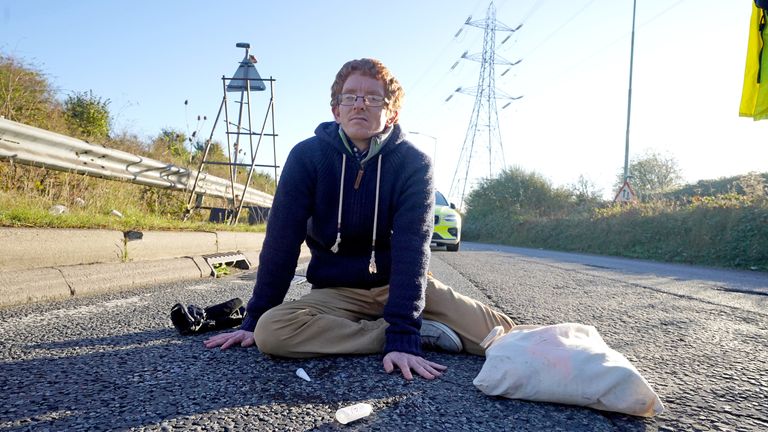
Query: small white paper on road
[{"left": 296, "top": 368, "right": 311, "bottom": 382}]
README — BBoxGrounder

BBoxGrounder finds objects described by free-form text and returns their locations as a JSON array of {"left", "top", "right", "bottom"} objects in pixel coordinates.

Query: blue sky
[{"left": 2, "top": 0, "right": 766, "bottom": 201}]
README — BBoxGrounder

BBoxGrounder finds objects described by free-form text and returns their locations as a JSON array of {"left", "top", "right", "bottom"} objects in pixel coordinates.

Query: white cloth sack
[{"left": 473, "top": 323, "right": 664, "bottom": 417}]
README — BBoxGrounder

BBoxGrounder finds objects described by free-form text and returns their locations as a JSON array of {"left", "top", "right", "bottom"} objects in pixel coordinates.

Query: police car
[{"left": 432, "top": 191, "right": 461, "bottom": 251}]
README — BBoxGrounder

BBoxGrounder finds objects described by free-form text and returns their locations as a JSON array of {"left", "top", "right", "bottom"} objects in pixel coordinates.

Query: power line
[
  {"left": 408, "top": 6, "right": 489, "bottom": 109},
  {"left": 515, "top": 0, "right": 690, "bottom": 100},
  {"left": 519, "top": 0, "right": 600, "bottom": 60},
  {"left": 498, "top": 0, "right": 550, "bottom": 24}
]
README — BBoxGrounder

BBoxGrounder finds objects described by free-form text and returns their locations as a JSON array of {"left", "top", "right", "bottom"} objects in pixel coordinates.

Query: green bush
[
  {"left": 63, "top": 90, "right": 111, "bottom": 140},
  {"left": 464, "top": 199, "right": 768, "bottom": 271},
  {"left": 0, "top": 54, "right": 65, "bottom": 130},
  {"left": 462, "top": 165, "right": 767, "bottom": 271}
]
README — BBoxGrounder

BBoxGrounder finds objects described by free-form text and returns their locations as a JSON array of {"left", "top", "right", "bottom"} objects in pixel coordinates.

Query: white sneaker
[{"left": 421, "top": 320, "right": 463, "bottom": 353}]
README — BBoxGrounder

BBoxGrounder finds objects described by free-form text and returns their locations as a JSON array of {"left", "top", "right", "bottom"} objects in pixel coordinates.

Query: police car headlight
[{"left": 443, "top": 214, "right": 457, "bottom": 222}]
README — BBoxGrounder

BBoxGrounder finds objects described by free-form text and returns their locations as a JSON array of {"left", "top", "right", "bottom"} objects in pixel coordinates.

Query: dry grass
[{"left": 0, "top": 163, "right": 265, "bottom": 232}]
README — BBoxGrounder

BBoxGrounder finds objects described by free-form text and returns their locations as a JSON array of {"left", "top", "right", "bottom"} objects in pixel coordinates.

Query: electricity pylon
[{"left": 447, "top": 1, "right": 522, "bottom": 207}]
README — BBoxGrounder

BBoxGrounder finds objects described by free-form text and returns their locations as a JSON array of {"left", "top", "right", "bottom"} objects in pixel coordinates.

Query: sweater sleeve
[
  {"left": 382, "top": 152, "right": 434, "bottom": 355},
  {"left": 241, "top": 143, "right": 315, "bottom": 332}
]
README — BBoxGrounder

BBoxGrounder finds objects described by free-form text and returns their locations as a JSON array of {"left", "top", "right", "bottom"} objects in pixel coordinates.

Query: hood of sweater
[{"left": 313, "top": 121, "right": 407, "bottom": 274}]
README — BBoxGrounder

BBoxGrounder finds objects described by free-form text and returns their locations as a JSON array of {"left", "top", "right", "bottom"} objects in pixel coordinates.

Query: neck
[{"left": 352, "top": 139, "right": 370, "bottom": 152}]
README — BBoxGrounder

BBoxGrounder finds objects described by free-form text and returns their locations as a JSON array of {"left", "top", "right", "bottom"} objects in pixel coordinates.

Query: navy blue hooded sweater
[{"left": 241, "top": 121, "right": 435, "bottom": 355}]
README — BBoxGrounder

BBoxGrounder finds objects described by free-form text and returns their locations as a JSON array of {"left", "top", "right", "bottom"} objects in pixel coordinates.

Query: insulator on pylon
[
  {"left": 455, "top": 28, "right": 463, "bottom": 38},
  {"left": 502, "top": 102, "right": 511, "bottom": 109},
  {"left": 465, "top": 15, "right": 472, "bottom": 24},
  {"left": 445, "top": 95, "right": 454, "bottom": 102},
  {"left": 501, "top": 68, "right": 510, "bottom": 76},
  {"left": 450, "top": 61, "right": 460, "bottom": 71},
  {"left": 501, "top": 35, "right": 511, "bottom": 44}
]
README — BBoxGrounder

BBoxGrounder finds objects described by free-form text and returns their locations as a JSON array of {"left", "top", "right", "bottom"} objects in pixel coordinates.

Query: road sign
[{"left": 613, "top": 180, "right": 638, "bottom": 203}]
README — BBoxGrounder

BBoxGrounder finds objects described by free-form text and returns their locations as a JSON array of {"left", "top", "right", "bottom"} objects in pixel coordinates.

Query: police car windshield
[{"left": 434, "top": 191, "right": 449, "bottom": 206}]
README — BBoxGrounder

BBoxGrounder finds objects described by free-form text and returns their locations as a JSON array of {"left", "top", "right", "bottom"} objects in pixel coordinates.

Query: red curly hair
[{"left": 330, "top": 58, "right": 404, "bottom": 114}]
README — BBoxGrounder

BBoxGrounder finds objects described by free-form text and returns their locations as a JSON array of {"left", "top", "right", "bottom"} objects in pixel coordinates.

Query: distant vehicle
[{"left": 432, "top": 191, "right": 461, "bottom": 251}]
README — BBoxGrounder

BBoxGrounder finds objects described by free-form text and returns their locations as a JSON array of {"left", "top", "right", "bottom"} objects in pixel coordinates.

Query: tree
[
  {"left": 462, "top": 167, "right": 573, "bottom": 241},
  {"left": 569, "top": 174, "right": 603, "bottom": 206},
  {"left": 149, "top": 128, "right": 190, "bottom": 163},
  {"left": 465, "top": 166, "right": 572, "bottom": 221},
  {"left": 0, "top": 54, "right": 63, "bottom": 129},
  {"left": 617, "top": 151, "right": 683, "bottom": 201},
  {"left": 63, "top": 90, "right": 111, "bottom": 140},
  {"left": 735, "top": 171, "right": 768, "bottom": 204}
]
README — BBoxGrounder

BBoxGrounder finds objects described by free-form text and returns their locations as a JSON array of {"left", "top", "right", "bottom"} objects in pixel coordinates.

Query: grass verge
[{"left": 0, "top": 189, "right": 265, "bottom": 233}]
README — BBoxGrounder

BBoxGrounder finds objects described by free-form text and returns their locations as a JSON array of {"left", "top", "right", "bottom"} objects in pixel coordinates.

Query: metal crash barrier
[{"left": 0, "top": 117, "right": 273, "bottom": 208}]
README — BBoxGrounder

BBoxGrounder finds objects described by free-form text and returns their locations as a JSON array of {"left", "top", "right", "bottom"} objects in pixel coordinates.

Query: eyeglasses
[{"left": 338, "top": 94, "right": 387, "bottom": 107}]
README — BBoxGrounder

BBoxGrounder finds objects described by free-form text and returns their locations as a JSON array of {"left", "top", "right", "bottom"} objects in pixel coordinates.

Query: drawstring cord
[
  {"left": 368, "top": 155, "right": 382, "bottom": 274},
  {"left": 331, "top": 151, "right": 382, "bottom": 276},
  {"left": 331, "top": 153, "right": 346, "bottom": 253}
]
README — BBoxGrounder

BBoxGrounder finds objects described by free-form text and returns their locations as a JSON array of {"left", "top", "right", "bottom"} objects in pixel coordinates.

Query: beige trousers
[{"left": 253, "top": 276, "right": 515, "bottom": 358}]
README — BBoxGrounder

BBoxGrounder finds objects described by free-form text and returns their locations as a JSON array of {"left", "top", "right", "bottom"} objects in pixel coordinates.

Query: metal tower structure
[
  {"left": 448, "top": 2, "right": 522, "bottom": 207},
  {"left": 184, "top": 42, "right": 278, "bottom": 225}
]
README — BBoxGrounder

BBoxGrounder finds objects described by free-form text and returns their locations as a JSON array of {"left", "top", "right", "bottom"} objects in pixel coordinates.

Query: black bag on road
[{"left": 170, "top": 298, "right": 246, "bottom": 335}]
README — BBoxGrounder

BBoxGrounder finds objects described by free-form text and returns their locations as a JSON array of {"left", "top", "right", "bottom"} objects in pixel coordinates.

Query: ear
[
  {"left": 386, "top": 110, "right": 399, "bottom": 126},
  {"left": 332, "top": 106, "right": 341, "bottom": 123}
]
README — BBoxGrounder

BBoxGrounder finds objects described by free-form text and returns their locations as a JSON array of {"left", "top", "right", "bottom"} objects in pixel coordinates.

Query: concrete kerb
[
  {"left": 0, "top": 227, "right": 124, "bottom": 271},
  {"left": 0, "top": 227, "right": 270, "bottom": 308},
  {"left": 0, "top": 268, "right": 72, "bottom": 306},
  {"left": 215, "top": 231, "right": 266, "bottom": 253},
  {"left": 61, "top": 257, "right": 207, "bottom": 297},
  {"left": 126, "top": 231, "right": 218, "bottom": 261}
]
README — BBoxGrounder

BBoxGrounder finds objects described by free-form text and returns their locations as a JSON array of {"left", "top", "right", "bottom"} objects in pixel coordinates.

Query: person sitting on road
[{"left": 204, "top": 58, "right": 515, "bottom": 380}]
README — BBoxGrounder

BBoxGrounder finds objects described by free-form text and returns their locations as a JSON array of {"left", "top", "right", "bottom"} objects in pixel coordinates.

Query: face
[{"left": 332, "top": 73, "right": 398, "bottom": 149}]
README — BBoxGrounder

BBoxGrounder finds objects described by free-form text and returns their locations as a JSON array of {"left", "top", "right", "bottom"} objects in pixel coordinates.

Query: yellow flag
[{"left": 740, "top": 3, "right": 768, "bottom": 120}]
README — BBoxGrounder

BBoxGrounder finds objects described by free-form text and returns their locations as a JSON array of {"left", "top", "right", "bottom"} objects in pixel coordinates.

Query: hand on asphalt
[
  {"left": 203, "top": 330, "right": 255, "bottom": 350},
  {"left": 382, "top": 351, "right": 448, "bottom": 380}
]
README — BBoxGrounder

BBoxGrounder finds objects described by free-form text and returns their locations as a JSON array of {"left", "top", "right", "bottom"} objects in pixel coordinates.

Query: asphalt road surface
[{"left": 1, "top": 244, "right": 766, "bottom": 431}]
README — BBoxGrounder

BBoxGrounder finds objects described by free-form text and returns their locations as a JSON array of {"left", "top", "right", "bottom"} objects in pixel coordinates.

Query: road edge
[{"left": 0, "top": 227, "right": 286, "bottom": 308}]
